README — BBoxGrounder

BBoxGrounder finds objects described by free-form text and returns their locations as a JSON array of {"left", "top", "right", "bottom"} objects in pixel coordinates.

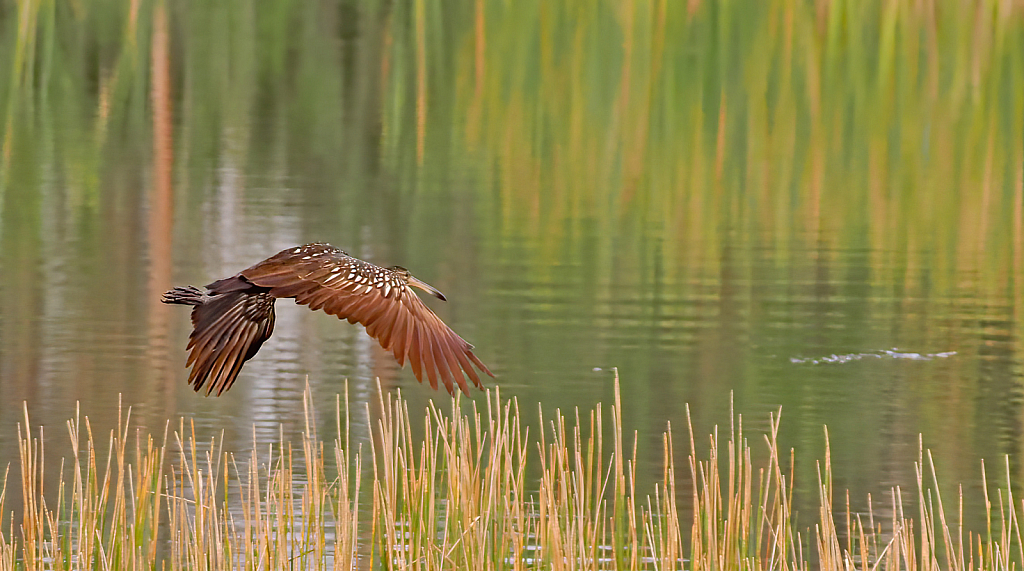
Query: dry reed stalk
[{"left": 1, "top": 376, "right": 1022, "bottom": 570}]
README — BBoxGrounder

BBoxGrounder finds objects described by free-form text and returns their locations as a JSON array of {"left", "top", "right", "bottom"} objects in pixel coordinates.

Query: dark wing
[
  {"left": 241, "top": 243, "right": 493, "bottom": 396},
  {"left": 185, "top": 288, "right": 276, "bottom": 396}
]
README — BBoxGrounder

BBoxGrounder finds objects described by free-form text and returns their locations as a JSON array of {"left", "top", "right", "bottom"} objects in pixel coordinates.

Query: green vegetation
[
  {"left": 2, "top": 2, "right": 1023, "bottom": 567},
  {"left": 1, "top": 0, "right": 1020, "bottom": 281},
  {"left": 2, "top": 377, "right": 1022, "bottom": 570}
]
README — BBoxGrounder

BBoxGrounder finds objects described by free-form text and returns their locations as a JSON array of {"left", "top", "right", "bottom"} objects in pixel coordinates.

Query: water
[{"left": 0, "top": 0, "right": 1022, "bottom": 539}]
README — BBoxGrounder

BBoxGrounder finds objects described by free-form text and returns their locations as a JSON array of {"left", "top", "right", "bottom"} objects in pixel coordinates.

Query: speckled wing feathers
[{"left": 240, "top": 243, "right": 492, "bottom": 395}]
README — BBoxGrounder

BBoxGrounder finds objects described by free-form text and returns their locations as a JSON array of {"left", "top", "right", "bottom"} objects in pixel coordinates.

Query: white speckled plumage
[{"left": 163, "top": 243, "right": 492, "bottom": 397}]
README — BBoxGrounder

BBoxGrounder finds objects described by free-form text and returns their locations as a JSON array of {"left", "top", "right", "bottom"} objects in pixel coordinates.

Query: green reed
[
  {"left": 1, "top": 375, "right": 1022, "bottom": 570},
  {"left": 1, "top": 0, "right": 1020, "bottom": 324},
  {"left": 3, "top": 0, "right": 1020, "bottom": 260}
]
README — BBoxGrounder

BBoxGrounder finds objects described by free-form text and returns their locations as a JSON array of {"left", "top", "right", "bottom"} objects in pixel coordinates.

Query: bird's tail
[{"left": 162, "top": 285, "right": 208, "bottom": 306}]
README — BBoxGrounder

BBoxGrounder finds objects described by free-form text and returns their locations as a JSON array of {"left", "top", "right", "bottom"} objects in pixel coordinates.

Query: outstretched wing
[
  {"left": 185, "top": 288, "right": 276, "bottom": 396},
  {"left": 241, "top": 243, "right": 492, "bottom": 396}
]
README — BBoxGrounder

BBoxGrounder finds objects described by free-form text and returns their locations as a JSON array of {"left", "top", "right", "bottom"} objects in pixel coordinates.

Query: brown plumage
[{"left": 162, "top": 243, "right": 493, "bottom": 396}]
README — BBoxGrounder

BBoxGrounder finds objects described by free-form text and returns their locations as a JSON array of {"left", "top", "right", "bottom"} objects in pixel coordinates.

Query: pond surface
[{"left": 0, "top": 0, "right": 1022, "bottom": 531}]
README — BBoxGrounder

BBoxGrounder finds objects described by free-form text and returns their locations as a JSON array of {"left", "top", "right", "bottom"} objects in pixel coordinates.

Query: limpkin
[{"left": 162, "top": 243, "right": 492, "bottom": 396}]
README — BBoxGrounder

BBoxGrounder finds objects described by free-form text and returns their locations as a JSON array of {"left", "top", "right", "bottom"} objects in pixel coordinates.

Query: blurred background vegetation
[{"left": 4, "top": 0, "right": 1020, "bottom": 265}]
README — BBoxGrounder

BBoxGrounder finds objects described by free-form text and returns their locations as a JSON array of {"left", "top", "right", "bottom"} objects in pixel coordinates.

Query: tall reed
[{"left": 1, "top": 375, "right": 1021, "bottom": 570}]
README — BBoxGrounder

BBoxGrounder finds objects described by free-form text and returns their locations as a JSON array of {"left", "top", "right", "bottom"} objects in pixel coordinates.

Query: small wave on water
[{"left": 790, "top": 349, "right": 957, "bottom": 365}]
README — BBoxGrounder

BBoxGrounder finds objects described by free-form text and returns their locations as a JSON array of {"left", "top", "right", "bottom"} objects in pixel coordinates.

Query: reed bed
[{"left": 1, "top": 375, "right": 1021, "bottom": 570}]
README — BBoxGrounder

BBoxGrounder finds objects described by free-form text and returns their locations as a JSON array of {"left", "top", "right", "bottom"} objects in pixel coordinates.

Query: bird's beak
[{"left": 409, "top": 276, "right": 447, "bottom": 301}]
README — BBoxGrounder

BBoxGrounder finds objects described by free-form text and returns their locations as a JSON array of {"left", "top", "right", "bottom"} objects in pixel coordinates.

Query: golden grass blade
[{"left": 1, "top": 378, "right": 1023, "bottom": 569}]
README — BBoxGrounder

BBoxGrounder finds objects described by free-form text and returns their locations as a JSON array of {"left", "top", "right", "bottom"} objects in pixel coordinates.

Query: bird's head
[{"left": 390, "top": 266, "right": 447, "bottom": 301}]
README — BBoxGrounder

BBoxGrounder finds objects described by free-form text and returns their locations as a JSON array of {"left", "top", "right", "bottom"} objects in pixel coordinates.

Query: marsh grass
[{"left": 1, "top": 375, "right": 1022, "bottom": 570}]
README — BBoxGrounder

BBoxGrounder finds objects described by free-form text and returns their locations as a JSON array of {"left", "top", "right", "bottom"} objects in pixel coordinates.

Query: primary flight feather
[{"left": 162, "top": 243, "right": 493, "bottom": 396}]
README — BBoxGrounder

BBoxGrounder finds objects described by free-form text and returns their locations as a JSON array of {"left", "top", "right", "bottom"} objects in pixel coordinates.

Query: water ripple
[{"left": 789, "top": 349, "right": 957, "bottom": 365}]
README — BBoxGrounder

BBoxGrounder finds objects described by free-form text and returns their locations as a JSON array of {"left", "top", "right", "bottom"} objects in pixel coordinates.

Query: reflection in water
[
  {"left": 0, "top": 0, "right": 1022, "bottom": 548},
  {"left": 1, "top": 192, "right": 1022, "bottom": 534},
  {"left": 148, "top": 0, "right": 177, "bottom": 420}
]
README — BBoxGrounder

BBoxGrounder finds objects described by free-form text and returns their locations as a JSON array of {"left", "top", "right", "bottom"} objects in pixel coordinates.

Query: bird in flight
[{"left": 162, "top": 243, "right": 492, "bottom": 396}]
